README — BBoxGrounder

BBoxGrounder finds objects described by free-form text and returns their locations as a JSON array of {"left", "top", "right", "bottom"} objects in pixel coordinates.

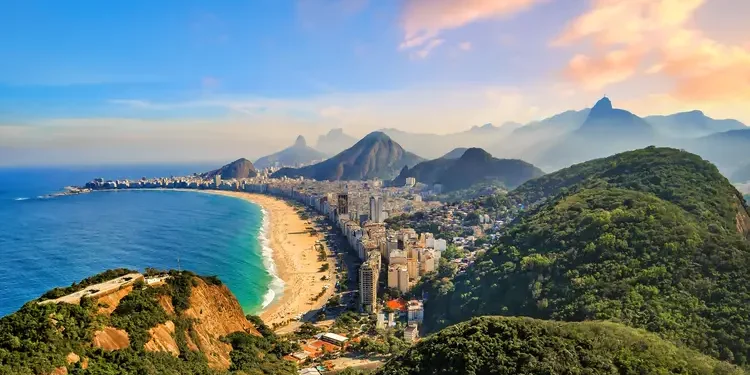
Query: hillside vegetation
[
  {"left": 422, "top": 147, "right": 750, "bottom": 366},
  {"left": 510, "top": 147, "right": 750, "bottom": 237},
  {"left": 393, "top": 148, "right": 544, "bottom": 191},
  {"left": 0, "top": 270, "right": 296, "bottom": 375},
  {"left": 378, "top": 317, "right": 746, "bottom": 375}
]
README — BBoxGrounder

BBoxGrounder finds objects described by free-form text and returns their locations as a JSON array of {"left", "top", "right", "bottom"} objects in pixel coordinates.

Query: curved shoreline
[
  {"left": 195, "top": 190, "right": 335, "bottom": 328},
  {"left": 64, "top": 188, "right": 334, "bottom": 327}
]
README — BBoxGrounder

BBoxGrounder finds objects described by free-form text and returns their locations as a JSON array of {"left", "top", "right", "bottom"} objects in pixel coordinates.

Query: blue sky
[{"left": 1, "top": 0, "right": 748, "bottom": 165}]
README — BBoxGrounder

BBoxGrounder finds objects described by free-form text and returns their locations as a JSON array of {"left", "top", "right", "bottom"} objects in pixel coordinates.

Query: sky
[{"left": 1, "top": 0, "right": 749, "bottom": 166}]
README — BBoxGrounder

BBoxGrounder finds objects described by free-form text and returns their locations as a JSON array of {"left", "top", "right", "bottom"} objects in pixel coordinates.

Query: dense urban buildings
[{"left": 81, "top": 168, "right": 502, "bottom": 337}]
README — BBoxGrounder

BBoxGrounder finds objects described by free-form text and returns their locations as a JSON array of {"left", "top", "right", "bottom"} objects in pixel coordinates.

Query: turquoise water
[{"left": 0, "top": 166, "right": 278, "bottom": 317}]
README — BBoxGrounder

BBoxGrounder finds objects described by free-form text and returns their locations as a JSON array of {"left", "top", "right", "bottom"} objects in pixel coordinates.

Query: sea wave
[
  {"left": 258, "top": 207, "right": 285, "bottom": 309},
  {"left": 14, "top": 197, "right": 29, "bottom": 201}
]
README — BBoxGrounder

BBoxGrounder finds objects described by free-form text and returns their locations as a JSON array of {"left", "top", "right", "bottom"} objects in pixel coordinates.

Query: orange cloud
[
  {"left": 553, "top": 0, "right": 705, "bottom": 47},
  {"left": 564, "top": 48, "right": 643, "bottom": 90},
  {"left": 659, "top": 29, "right": 750, "bottom": 101},
  {"left": 554, "top": 0, "right": 750, "bottom": 102},
  {"left": 400, "top": 0, "right": 543, "bottom": 52}
]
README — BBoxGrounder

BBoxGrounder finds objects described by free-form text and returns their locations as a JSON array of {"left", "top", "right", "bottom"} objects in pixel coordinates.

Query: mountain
[
  {"left": 378, "top": 317, "right": 745, "bottom": 375},
  {"left": 533, "top": 98, "right": 657, "bottom": 170},
  {"left": 421, "top": 147, "right": 750, "bottom": 365},
  {"left": 272, "top": 131, "right": 424, "bottom": 181},
  {"left": 0, "top": 270, "right": 296, "bottom": 374},
  {"left": 393, "top": 148, "right": 544, "bottom": 191},
  {"left": 254, "top": 135, "right": 326, "bottom": 169},
  {"left": 733, "top": 163, "right": 750, "bottom": 183},
  {"left": 381, "top": 122, "right": 523, "bottom": 160},
  {"left": 440, "top": 147, "right": 468, "bottom": 159},
  {"left": 646, "top": 110, "right": 746, "bottom": 138},
  {"left": 488, "top": 109, "right": 590, "bottom": 161},
  {"left": 577, "top": 97, "right": 653, "bottom": 135},
  {"left": 689, "top": 128, "right": 750, "bottom": 172},
  {"left": 315, "top": 128, "right": 358, "bottom": 156},
  {"left": 202, "top": 158, "right": 257, "bottom": 179}
]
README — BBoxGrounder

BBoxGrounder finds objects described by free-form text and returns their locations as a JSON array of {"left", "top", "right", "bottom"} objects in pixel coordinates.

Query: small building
[
  {"left": 320, "top": 332, "right": 349, "bottom": 347},
  {"left": 376, "top": 313, "right": 386, "bottom": 330},
  {"left": 404, "top": 322, "right": 419, "bottom": 342},
  {"left": 407, "top": 300, "right": 424, "bottom": 324}
]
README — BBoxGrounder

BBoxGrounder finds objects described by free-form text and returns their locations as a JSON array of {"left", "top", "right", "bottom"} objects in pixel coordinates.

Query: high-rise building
[
  {"left": 369, "top": 196, "right": 384, "bottom": 223},
  {"left": 214, "top": 175, "right": 222, "bottom": 188},
  {"left": 407, "top": 258, "right": 418, "bottom": 280},
  {"left": 337, "top": 193, "right": 349, "bottom": 215},
  {"left": 407, "top": 300, "right": 424, "bottom": 323},
  {"left": 404, "top": 177, "right": 416, "bottom": 187},
  {"left": 359, "top": 260, "right": 379, "bottom": 313},
  {"left": 389, "top": 249, "right": 407, "bottom": 265},
  {"left": 387, "top": 264, "right": 409, "bottom": 294}
]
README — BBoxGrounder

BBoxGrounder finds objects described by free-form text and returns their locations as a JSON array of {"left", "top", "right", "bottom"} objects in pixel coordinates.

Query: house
[
  {"left": 320, "top": 332, "right": 349, "bottom": 347},
  {"left": 404, "top": 323, "right": 419, "bottom": 342},
  {"left": 407, "top": 300, "right": 424, "bottom": 324}
]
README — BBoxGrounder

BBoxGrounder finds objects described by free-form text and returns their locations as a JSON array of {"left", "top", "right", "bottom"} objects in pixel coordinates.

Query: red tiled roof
[
  {"left": 304, "top": 339, "right": 340, "bottom": 355},
  {"left": 386, "top": 299, "right": 407, "bottom": 312}
]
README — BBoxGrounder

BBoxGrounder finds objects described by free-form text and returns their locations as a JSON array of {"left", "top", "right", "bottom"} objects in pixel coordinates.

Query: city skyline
[{"left": 1, "top": 0, "right": 749, "bottom": 165}]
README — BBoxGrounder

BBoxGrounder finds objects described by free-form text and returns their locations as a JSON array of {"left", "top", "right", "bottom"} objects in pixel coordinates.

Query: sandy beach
[{"left": 205, "top": 191, "right": 335, "bottom": 330}]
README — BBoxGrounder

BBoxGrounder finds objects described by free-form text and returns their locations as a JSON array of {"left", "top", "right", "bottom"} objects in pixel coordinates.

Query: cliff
[{"left": 0, "top": 270, "right": 298, "bottom": 375}]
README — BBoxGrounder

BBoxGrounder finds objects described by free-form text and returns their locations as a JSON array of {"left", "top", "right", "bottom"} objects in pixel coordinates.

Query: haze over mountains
[
  {"left": 314, "top": 128, "right": 358, "bottom": 156},
  {"left": 308, "top": 97, "right": 748, "bottom": 179},
  {"left": 253, "top": 136, "right": 326, "bottom": 170},
  {"left": 212, "top": 96, "right": 748, "bottom": 184}
]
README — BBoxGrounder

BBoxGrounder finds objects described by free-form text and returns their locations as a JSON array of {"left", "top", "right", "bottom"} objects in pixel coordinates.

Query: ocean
[{"left": 0, "top": 165, "right": 278, "bottom": 317}]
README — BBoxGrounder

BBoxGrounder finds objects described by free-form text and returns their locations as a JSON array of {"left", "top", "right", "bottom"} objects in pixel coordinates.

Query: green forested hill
[
  {"left": 510, "top": 147, "right": 750, "bottom": 233},
  {"left": 378, "top": 317, "right": 746, "bottom": 375},
  {"left": 421, "top": 147, "right": 750, "bottom": 366}
]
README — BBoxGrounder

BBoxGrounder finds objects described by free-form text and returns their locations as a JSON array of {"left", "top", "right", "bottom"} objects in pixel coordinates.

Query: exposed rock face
[
  {"left": 93, "top": 327, "right": 130, "bottom": 351},
  {"left": 158, "top": 294, "right": 175, "bottom": 315},
  {"left": 181, "top": 278, "right": 258, "bottom": 369},
  {"left": 144, "top": 320, "right": 180, "bottom": 356},
  {"left": 96, "top": 285, "right": 134, "bottom": 315},
  {"left": 735, "top": 198, "right": 750, "bottom": 240}
]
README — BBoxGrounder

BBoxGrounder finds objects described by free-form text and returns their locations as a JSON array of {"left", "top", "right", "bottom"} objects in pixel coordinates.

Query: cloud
[
  {"left": 553, "top": 0, "right": 705, "bottom": 47},
  {"left": 459, "top": 41, "right": 472, "bottom": 51},
  {"left": 413, "top": 39, "right": 445, "bottom": 59},
  {"left": 554, "top": 0, "right": 750, "bottom": 102},
  {"left": 563, "top": 48, "right": 644, "bottom": 89},
  {"left": 399, "top": 0, "right": 543, "bottom": 53}
]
